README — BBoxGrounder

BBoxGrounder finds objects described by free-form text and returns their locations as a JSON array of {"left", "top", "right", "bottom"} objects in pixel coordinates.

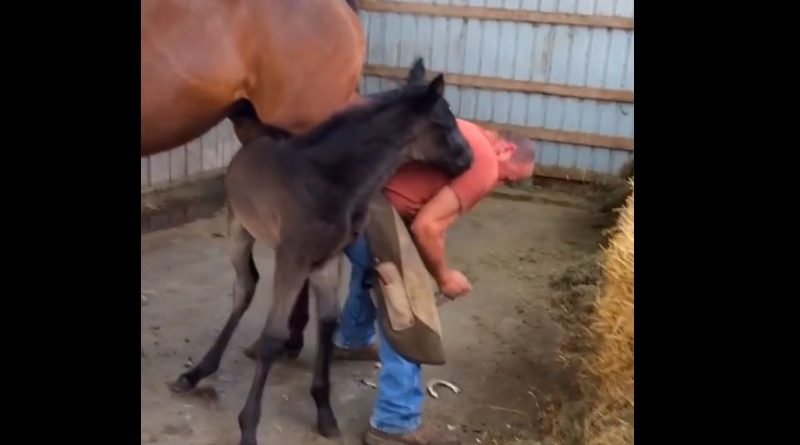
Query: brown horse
[
  {"left": 141, "top": 0, "right": 364, "bottom": 156},
  {"left": 170, "top": 64, "right": 472, "bottom": 445}
]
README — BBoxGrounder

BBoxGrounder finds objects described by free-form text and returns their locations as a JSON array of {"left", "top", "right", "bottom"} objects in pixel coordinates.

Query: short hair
[{"left": 493, "top": 129, "right": 536, "bottom": 164}]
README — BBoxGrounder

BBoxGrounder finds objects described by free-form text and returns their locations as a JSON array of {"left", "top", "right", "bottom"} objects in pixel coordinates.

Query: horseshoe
[{"left": 426, "top": 379, "right": 461, "bottom": 399}]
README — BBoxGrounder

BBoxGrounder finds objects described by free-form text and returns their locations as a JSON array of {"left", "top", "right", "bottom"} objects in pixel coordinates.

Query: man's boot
[
  {"left": 333, "top": 343, "right": 380, "bottom": 361},
  {"left": 364, "top": 424, "right": 460, "bottom": 445}
]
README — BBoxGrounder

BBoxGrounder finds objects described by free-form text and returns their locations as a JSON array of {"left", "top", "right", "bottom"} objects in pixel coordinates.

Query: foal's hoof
[
  {"left": 242, "top": 344, "right": 259, "bottom": 361},
  {"left": 169, "top": 375, "right": 195, "bottom": 393},
  {"left": 242, "top": 342, "right": 302, "bottom": 361},
  {"left": 286, "top": 346, "right": 302, "bottom": 360},
  {"left": 318, "top": 415, "right": 341, "bottom": 438}
]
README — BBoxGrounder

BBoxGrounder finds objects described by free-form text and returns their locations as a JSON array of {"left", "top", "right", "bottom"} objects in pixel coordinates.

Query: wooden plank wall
[{"left": 359, "top": 0, "right": 634, "bottom": 181}]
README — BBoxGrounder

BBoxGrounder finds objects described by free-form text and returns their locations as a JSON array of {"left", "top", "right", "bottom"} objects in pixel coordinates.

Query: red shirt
[{"left": 383, "top": 119, "right": 503, "bottom": 219}]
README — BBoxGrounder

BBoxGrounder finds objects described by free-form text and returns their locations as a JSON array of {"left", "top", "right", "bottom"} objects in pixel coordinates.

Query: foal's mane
[{"left": 290, "top": 87, "right": 415, "bottom": 149}]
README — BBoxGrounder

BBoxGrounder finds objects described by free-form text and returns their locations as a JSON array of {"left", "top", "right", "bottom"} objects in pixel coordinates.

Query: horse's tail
[{"left": 344, "top": 0, "right": 359, "bottom": 13}]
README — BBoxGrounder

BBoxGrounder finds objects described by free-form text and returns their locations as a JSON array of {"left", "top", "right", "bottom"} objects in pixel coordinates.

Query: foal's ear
[
  {"left": 427, "top": 73, "right": 445, "bottom": 98},
  {"left": 408, "top": 58, "right": 426, "bottom": 84},
  {"left": 414, "top": 73, "right": 445, "bottom": 111}
]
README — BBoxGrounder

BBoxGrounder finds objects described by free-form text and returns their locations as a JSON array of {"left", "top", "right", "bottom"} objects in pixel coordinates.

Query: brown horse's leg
[
  {"left": 308, "top": 255, "right": 346, "bottom": 438},
  {"left": 243, "top": 283, "right": 309, "bottom": 361},
  {"left": 238, "top": 246, "right": 311, "bottom": 445},
  {"left": 171, "top": 216, "right": 258, "bottom": 393}
]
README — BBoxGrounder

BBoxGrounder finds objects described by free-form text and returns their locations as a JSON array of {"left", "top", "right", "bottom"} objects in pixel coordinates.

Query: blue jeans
[{"left": 333, "top": 233, "right": 424, "bottom": 435}]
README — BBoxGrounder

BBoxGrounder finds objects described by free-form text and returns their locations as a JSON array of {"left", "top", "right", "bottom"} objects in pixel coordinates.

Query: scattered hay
[
  {"left": 584, "top": 179, "right": 633, "bottom": 445},
  {"left": 543, "top": 179, "right": 633, "bottom": 445},
  {"left": 598, "top": 157, "right": 633, "bottom": 215}
]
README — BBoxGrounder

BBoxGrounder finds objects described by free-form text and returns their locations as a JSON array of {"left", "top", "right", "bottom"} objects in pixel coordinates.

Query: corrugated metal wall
[
  {"left": 141, "top": 0, "right": 633, "bottom": 193},
  {"left": 359, "top": 0, "right": 634, "bottom": 180},
  {"left": 141, "top": 120, "right": 239, "bottom": 192}
]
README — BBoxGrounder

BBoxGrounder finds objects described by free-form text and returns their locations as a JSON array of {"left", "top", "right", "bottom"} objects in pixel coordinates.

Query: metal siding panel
[
  {"left": 141, "top": 158, "right": 149, "bottom": 187},
  {"left": 615, "top": 0, "right": 634, "bottom": 17},
  {"left": 558, "top": 0, "right": 577, "bottom": 13},
  {"left": 526, "top": 94, "right": 547, "bottom": 128},
  {"left": 576, "top": 0, "right": 594, "bottom": 15},
  {"left": 446, "top": 18, "right": 466, "bottom": 73},
  {"left": 169, "top": 145, "right": 187, "bottom": 182},
  {"left": 617, "top": 104, "right": 633, "bottom": 138},
  {"left": 361, "top": 12, "right": 371, "bottom": 62},
  {"left": 201, "top": 126, "right": 221, "bottom": 171},
  {"left": 568, "top": 28, "right": 591, "bottom": 85},
  {"left": 548, "top": 26, "right": 571, "bottom": 83},
  {"left": 367, "top": 12, "right": 385, "bottom": 65},
  {"left": 596, "top": 0, "right": 615, "bottom": 16},
  {"left": 539, "top": 0, "right": 558, "bottom": 12},
  {"left": 186, "top": 138, "right": 203, "bottom": 176},
  {"left": 623, "top": 32, "right": 634, "bottom": 89},
  {"left": 521, "top": 0, "right": 541, "bottom": 11},
  {"left": 149, "top": 151, "right": 171, "bottom": 186},
  {"left": 531, "top": 24, "right": 552, "bottom": 82},
  {"left": 610, "top": 150, "right": 631, "bottom": 175},
  {"left": 384, "top": 13, "right": 402, "bottom": 67},
  {"left": 459, "top": 87, "right": 478, "bottom": 119},
  {"left": 398, "top": 15, "right": 417, "bottom": 67},
  {"left": 218, "top": 119, "right": 237, "bottom": 166},
  {"left": 416, "top": 16, "right": 435, "bottom": 67},
  {"left": 510, "top": 93, "right": 528, "bottom": 125},
  {"left": 492, "top": 22, "right": 515, "bottom": 125},
  {"left": 478, "top": 21, "right": 499, "bottom": 76},
  {"left": 431, "top": 17, "right": 449, "bottom": 71},
  {"left": 592, "top": 148, "right": 612, "bottom": 174},
  {"left": 574, "top": 146, "right": 594, "bottom": 171},
  {"left": 597, "top": 102, "right": 618, "bottom": 136},
  {"left": 586, "top": 28, "right": 610, "bottom": 88},
  {"left": 539, "top": 142, "right": 560, "bottom": 168},
  {"left": 605, "top": 30, "right": 628, "bottom": 89},
  {"left": 463, "top": 19, "right": 482, "bottom": 75},
  {"left": 445, "top": 85, "right": 462, "bottom": 112},
  {"left": 513, "top": 24, "right": 534, "bottom": 80}
]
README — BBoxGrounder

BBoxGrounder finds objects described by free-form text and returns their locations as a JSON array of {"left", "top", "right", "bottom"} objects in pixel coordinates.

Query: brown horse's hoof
[{"left": 169, "top": 375, "right": 195, "bottom": 393}]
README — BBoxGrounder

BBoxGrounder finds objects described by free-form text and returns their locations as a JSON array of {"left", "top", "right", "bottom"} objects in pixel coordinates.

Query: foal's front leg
[
  {"left": 243, "top": 283, "right": 309, "bottom": 360},
  {"left": 238, "top": 248, "right": 311, "bottom": 445},
  {"left": 171, "top": 218, "right": 257, "bottom": 392},
  {"left": 308, "top": 255, "right": 347, "bottom": 438}
]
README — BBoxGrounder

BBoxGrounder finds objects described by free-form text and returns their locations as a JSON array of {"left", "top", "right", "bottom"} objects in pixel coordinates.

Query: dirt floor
[{"left": 141, "top": 185, "right": 607, "bottom": 445}]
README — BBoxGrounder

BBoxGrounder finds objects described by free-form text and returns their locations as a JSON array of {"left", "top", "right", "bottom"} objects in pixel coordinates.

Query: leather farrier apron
[{"left": 364, "top": 194, "right": 446, "bottom": 366}]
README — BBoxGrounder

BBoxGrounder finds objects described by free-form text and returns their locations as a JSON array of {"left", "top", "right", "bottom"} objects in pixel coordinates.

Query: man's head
[{"left": 493, "top": 130, "right": 536, "bottom": 183}]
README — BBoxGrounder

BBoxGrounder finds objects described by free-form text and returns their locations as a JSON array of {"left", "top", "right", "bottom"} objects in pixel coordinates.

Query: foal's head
[{"left": 397, "top": 59, "right": 472, "bottom": 177}]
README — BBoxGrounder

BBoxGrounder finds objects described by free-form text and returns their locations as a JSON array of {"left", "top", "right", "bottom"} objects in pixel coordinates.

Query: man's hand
[{"left": 437, "top": 269, "right": 472, "bottom": 298}]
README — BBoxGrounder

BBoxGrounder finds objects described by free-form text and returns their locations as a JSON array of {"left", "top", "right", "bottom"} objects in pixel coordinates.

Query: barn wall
[
  {"left": 359, "top": 0, "right": 634, "bottom": 181},
  {"left": 141, "top": 0, "right": 634, "bottom": 193}
]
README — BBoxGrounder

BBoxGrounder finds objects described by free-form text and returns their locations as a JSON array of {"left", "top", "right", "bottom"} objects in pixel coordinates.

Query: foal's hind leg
[
  {"left": 238, "top": 246, "right": 311, "bottom": 445},
  {"left": 243, "top": 283, "right": 309, "bottom": 361},
  {"left": 171, "top": 217, "right": 258, "bottom": 393},
  {"left": 308, "top": 255, "right": 347, "bottom": 438}
]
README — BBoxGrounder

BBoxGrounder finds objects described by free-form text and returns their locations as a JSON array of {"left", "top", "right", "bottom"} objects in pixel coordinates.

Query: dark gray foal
[{"left": 170, "top": 64, "right": 471, "bottom": 445}]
